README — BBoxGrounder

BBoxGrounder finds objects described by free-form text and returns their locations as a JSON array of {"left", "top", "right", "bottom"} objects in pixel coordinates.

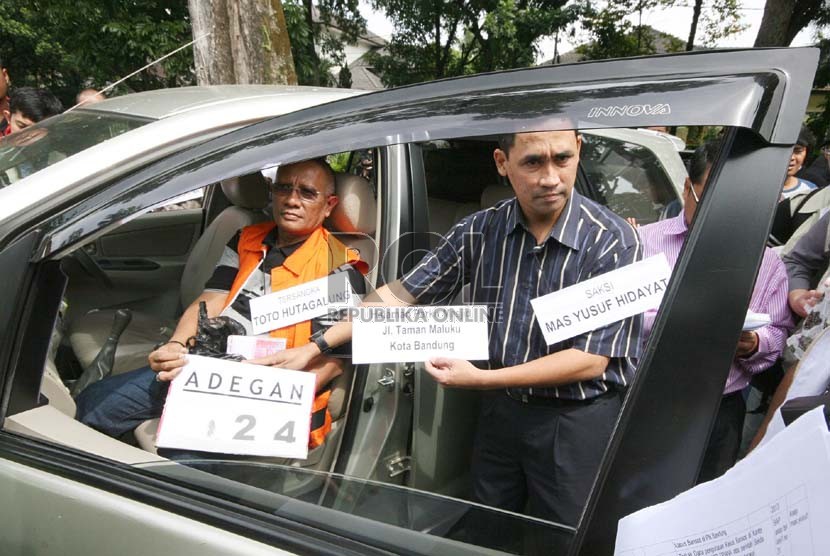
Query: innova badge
[{"left": 586, "top": 103, "right": 672, "bottom": 118}]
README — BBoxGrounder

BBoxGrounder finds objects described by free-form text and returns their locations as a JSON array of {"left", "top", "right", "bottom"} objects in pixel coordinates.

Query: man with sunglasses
[
  {"left": 638, "top": 141, "right": 793, "bottom": 482},
  {"left": 77, "top": 159, "right": 367, "bottom": 452}
]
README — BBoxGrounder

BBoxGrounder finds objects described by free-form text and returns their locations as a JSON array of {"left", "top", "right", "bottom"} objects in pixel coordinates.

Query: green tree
[
  {"left": 754, "top": 0, "right": 830, "bottom": 47},
  {"left": 283, "top": 0, "right": 366, "bottom": 86},
  {"left": 368, "top": 0, "right": 579, "bottom": 88},
  {"left": 0, "top": 0, "right": 193, "bottom": 106}
]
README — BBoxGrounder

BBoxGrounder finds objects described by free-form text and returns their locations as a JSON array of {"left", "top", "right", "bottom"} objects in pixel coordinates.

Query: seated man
[
  {"left": 76, "top": 158, "right": 367, "bottom": 450},
  {"left": 638, "top": 141, "right": 793, "bottom": 482}
]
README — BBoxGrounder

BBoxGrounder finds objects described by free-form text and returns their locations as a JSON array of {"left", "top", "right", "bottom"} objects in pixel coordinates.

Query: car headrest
[
  {"left": 220, "top": 173, "right": 269, "bottom": 210},
  {"left": 327, "top": 173, "right": 376, "bottom": 235},
  {"left": 480, "top": 183, "right": 514, "bottom": 209}
]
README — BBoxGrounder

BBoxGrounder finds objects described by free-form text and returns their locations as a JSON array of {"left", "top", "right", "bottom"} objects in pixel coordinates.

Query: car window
[
  {"left": 580, "top": 130, "right": 685, "bottom": 224},
  {"left": 418, "top": 129, "right": 686, "bottom": 239},
  {"left": 0, "top": 110, "right": 151, "bottom": 187}
]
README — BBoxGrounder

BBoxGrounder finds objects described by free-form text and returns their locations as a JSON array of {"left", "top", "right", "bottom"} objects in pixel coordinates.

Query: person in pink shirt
[{"left": 638, "top": 141, "right": 793, "bottom": 482}]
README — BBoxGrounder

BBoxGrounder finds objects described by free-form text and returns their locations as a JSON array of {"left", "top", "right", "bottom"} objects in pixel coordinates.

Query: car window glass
[
  {"left": 0, "top": 111, "right": 150, "bottom": 187},
  {"left": 419, "top": 128, "right": 687, "bottom": 238}
]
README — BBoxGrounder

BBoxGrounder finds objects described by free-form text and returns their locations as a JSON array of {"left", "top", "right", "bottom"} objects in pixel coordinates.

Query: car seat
[{"left": 68, "top": 173, "right": 272, "bottom": 375}]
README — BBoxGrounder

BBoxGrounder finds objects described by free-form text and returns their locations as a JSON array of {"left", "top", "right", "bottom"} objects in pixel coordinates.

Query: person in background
[
  {"left": 638, "top": 140, "right": 793, "bottom": 482},
  {"left": 0, "top": 58, "right": 11, "bottom": 134},
  {"left": 799, "top": 134, "right": 830, "bottom": 189},
  {"left": 769, "top": 126, "right": 818, "bottom": 247},
  {"left": 76, "top": 88, "right": 105, "bottom": 106},
  {"left": 2, "top": 87, "right": 63, "bottom": 137}
]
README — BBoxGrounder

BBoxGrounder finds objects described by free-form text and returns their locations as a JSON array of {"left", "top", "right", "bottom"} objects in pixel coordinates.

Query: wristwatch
[{"left": 310, "top": 329, "right": 333, "bottom": 354}]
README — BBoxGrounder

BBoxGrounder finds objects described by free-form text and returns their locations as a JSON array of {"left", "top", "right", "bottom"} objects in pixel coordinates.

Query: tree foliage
[
  {"left": 368, "top": 0, "right": 579, "bottom": 87},
  {"left": 0, "top": 0, "right": 193, "bottom": 106},
  {"left": 755, "top": 0, "right": 830, "bottom": 47},
  {"left": 575, "top": 0, "right": 744, "bottom": 61},
  {"left": 283, "top": 0, "right": 366, "bottom": 86}
]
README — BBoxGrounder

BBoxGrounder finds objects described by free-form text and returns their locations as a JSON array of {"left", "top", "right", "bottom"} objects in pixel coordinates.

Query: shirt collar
[
  {"left": 507, "top": 191, "right": 584, "bottom": 251},
  {"left": 664, "top": 213, "right": 689, "bottom": 237}
]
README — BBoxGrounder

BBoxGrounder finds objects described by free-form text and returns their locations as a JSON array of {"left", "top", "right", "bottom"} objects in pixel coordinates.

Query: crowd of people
[{"left": 0, "top": 56, "right": 103, "bottom": 140}]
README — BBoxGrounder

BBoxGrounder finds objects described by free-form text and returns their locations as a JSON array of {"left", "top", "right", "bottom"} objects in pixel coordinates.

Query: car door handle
[{"left": 97, "top": 258, "right": 161, "bottom": 271}]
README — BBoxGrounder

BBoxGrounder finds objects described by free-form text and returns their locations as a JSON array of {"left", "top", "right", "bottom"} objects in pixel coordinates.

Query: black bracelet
[{"left": 166, "top": 340, "right": 187, "bottom": 349}]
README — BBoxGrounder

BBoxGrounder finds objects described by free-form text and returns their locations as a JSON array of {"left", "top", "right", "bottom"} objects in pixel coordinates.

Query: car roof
[{"left": 78, "top": 85, "right": 363, "bottom": 121}]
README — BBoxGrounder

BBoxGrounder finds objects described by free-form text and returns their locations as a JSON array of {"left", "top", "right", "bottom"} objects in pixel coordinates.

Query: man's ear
[
  {"left": 575, "top": 133, "right": 582, "bottom": 154},
  {"left": 683, "top": 177, "right": 692, "bottom": 197},
  {"left": 493, "top": 149, "right": 508, "bottom": 177},
  {"left": 324, "top": 194, "right": 339, "bottom": 217},
  {"left": 2, "top": 109, "right": 9, "bottom": 123}
]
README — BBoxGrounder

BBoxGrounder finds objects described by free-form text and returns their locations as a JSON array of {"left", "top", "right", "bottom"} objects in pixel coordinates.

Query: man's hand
[
  {"left": 247, "top": 347, "right": 342, "bottom": 394},
  {"left": 788, "top": 288, "right": 823, "bottom": 318},
  {"left": 247, "top": 342, "right": 319, "bottom": 371},
  {"left": 149, "top": 341, "right": 188, "bottom": 382},
  {"left": 735, "top": 331, "right": 759, "bottom": 358},
  {"left": 424, "top": 357, "right": 488, "bottom": 389}
]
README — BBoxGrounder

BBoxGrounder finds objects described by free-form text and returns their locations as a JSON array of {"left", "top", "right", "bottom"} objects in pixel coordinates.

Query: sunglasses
[{"left": 270, "top": 183, "right": 323, "bottom": 203}]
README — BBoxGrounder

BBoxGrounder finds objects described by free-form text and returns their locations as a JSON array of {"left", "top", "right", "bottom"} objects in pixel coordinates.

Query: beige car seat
[{"left": 69, "top": 174, "right": 272, "bottom": 374}]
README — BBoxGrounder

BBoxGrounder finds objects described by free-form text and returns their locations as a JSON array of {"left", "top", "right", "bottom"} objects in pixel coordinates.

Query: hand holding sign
[
  {"left": 149, "top": 341, "right": 188, "bottom": 382},
  {"left": 424, "top": 357, "right": 485, "bottom": 388}
]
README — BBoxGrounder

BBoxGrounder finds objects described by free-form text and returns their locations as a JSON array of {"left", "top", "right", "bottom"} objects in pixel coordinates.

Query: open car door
[{"left": 0, "top": 48, "right": 818, "bottom": 555}]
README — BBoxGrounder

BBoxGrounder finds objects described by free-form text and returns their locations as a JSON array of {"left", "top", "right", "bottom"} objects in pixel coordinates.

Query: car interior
[{"left": 3, "top": 127, "right": 687, "bottom": 527}]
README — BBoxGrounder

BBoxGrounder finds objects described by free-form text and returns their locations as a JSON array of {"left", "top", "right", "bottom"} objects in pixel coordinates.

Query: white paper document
[
  {"left": 352, "top": 305, "right": 490, "bottom": 364},
  {"left": 614, "top": 407, "right": 830, "bottom": 556},
  {"left": 156, "top": 355, "right": 316, "bottom": 459},
  {"left": 531, "top": 254, "right": 672, "bottom": 346}
]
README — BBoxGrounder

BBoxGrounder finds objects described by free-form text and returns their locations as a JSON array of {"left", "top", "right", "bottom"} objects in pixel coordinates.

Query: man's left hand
[
  {"left": 736, "top": 331, "right": 759, "bottom": 357},
  {"left": 247, "top": 342, "right": 318, "bottom": 371},
  {"left": 424, "top": 357, "right": 487, "bottom": 388}
]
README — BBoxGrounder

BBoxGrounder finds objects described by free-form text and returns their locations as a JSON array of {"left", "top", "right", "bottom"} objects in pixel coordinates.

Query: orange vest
[{"left": 226, "top": 223, "right": 366, "bottom": 449}]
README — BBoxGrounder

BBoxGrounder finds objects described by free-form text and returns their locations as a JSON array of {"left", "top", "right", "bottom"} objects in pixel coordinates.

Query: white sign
[
  {"left": 614, "top": 407, "right": 830, "bottom": 556},
  {"left": 226, "top": 335, "right": 286, "bottom": 360},
  {"left": 156, "top": 355, "right": 316, "bottom": 459},
  {"left": 248, "top": 274, "right": 355, "bottom": 335},
  {"left": 352, "top": 306, "right": 490, "bottom": 364},
  {"left": 531, "top": 254, "right": 672, "bottom": 346}
]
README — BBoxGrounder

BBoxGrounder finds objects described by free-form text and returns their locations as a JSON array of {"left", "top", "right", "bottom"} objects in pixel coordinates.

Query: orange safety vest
[{"left": 226, "top": 223, "right": 366, "bottom": 449}]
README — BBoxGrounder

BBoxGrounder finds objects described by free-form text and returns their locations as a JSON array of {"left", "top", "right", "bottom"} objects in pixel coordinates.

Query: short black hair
[
  {"left": 497, "top": 130, "right": 580, "bottom": 157},
  {"left": 796, "top": 125, "right": 815, "bottom": 150},
  {"left": 689, "top": 140, "right": 721, "bottom": 186},
  {"left": 9, "top": 87, "right": 63, "bottom": 123}
]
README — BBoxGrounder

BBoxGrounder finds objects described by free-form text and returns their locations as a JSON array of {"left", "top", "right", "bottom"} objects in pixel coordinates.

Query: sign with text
[
  {"left": 156, "top": 355, "right": 316, "bottom": 459},
  {"left": 352, "top": 306, "right": 490, "bottom": 364},
  {"left": 249, "top": 274, "right": 355, "bottom": 335},
  {"left": 531, "top": 254, "right": 672, "bottom": 346}
]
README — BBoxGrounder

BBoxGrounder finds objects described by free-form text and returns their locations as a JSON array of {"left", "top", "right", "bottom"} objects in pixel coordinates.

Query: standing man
[
  {"left": 270, "top": 130, "right": 643, "bottom": 527},
  {"left": 638, "top": 141, "right": 793, "bottom": 482},
  {"left": 0, "top": 58, "right": 11, "bottom": 134}
]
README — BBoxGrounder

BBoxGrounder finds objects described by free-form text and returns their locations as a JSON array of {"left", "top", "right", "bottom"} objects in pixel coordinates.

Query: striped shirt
[
  {"left": 401, "top": 192, "right": 643, "bottom": 400},
  {"left": 639, "top": 215, "right": 794, "bottom": 395}
]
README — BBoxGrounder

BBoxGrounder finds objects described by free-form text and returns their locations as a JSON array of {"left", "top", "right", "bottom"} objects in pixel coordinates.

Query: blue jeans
[{"left": 75, "top": 366, "right": 169, "bottom": 438}]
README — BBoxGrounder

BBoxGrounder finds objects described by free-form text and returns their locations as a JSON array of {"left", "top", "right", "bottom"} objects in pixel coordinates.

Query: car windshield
[{"left": 0, "top": 110, "right": 151, "bottom": 187}]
